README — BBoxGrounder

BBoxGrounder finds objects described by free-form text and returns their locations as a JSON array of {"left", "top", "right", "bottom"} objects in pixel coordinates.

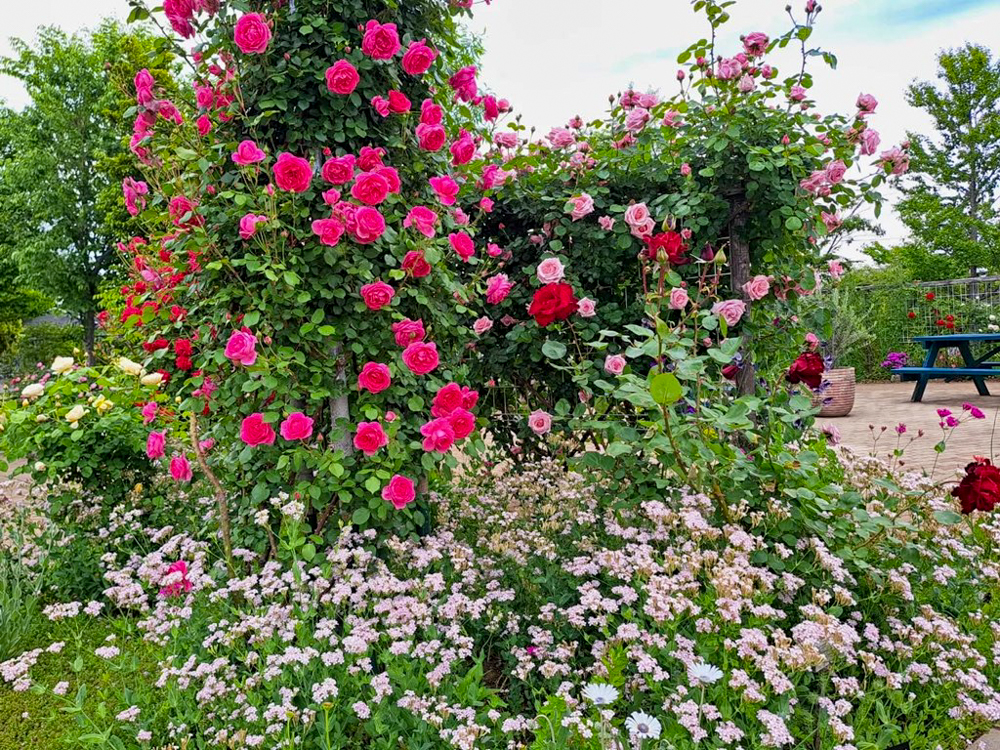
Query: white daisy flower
[
  {"left": 582, "top": 682, "right": 619, "bottom": 705},
  {"left": 687, "top": 661, "right": 724, "bottom": 685},
  {"left": 626, "top": 711, "right": 662, "bottom": 740}
]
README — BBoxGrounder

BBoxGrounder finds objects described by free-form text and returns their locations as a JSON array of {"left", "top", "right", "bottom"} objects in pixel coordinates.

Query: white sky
[{"left": 3, "top": 0, "right": 1000, "bottom": 260}]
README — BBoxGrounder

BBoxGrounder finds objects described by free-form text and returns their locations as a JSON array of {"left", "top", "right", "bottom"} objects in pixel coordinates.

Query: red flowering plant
[
  {"left": 114, "top": 0, "right": 514, "bottom": 555},
  {"left": 462, "top": 1, "right": 897, "bottom": 462}
]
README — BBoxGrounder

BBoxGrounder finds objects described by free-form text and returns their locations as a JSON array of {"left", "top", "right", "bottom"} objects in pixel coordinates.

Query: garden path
[{"left": 827, "top": 381, "right": 1000, "bottom": 478}]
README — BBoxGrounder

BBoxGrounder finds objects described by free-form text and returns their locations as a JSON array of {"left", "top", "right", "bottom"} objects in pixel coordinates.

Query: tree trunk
[
  {"left": 728, "top": 195, "right": 755, "bottom": 395},
  {"left": 329, "top": 344, "right": 353, "bottom": 454},
  {"left": 82, "top": 308, "right": 96, "bottom": 366}
]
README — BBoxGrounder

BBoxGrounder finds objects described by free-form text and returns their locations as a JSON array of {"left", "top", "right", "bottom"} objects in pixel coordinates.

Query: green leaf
[
  {"left": 351, "top": 507, "right": 370, "bottom": 525},
  {"left": 650, "top": 372, "right": 682, "bottom": 405},
  {"left": 542, "top": 340, "right": 567, "bottom": 359},
  {"left": 933, "top": 510, "right": 963, "bottom": 525}
]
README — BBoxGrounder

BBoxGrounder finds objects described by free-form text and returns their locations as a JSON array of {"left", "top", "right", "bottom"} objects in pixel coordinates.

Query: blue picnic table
[{"left": 893, "top": 333, "right": 1000, "bottom": 402}]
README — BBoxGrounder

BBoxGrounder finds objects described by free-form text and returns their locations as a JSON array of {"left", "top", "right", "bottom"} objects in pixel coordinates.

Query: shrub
[{"left": 0, "top": 323, "right": 84, "bottom": 378}]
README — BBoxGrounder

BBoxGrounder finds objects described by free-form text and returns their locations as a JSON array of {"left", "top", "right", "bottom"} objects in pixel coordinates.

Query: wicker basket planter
[{"left": 813, "top": 367, "right": 856, "bottom": 417}]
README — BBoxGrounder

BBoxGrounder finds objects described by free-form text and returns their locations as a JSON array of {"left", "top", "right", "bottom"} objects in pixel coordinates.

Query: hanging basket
[{"left": 813, "top": 367, "right": 856, "bottom": 417}]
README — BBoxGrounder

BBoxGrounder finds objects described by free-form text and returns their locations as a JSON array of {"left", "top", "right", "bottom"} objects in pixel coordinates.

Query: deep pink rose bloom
[
  {"left": 402, "top": 341, "right": 439, "bottom": 375},
  {"left": 485, "top": 273, "right": 513, "bottom": 304},
  {"left": 382, "top": 474, "right": 416, "bottom": 509},
  {"left": 158, "top": 560, "right": 192, "bottom": 599},
  {"left": 387, "top": 90, "right": 411, "bottom": 113},
  {"left": 401, "top": 250, "right": 432, "bottom": 278},
  {"left": 241, "top": 413, "right": 276, "bottom": 446},
  {"left": 273, "top": 153, "right": 313, "bottom": 193},
  {"left": 197, "top": 115, "right": 212, "bottom": 136},
  {"left": 392, "top": 319, "right": 425, "bottom": 347},
  {"left": 351, "top": 171, "right": 391, "bottom": 205},
  {"left": 358, "top": 362, "right": 392, "bottom": 393},
  {"left": 432, "top": 383, "right": 464, "bottom": 417},
  {"left": 321, "top": 154, "right": 355, "bottom": 184},
  {"left": 353, "top": 421, "right": 388, "bottom": 456},
  {"left": 360, "top": 281, "right": 394, "bottom": 310},
  {"left": 170, "top": 455, "right": 193, "bottom": 482},
  {"left": 141, "top": 402, "right": 158, "bottom": 425},
  {"left": 280, "top": 412, "right": 314, "bottom": 441},
  {"left": 712, "top": 299, "right": 747, "bottom": 326},
  {"left": 232, "top": 140, "right": 266, "bottom": 165},
  {"left": 240, "top": 213, "right": 268, "bottom": 240},
  {"left": 371, "top": 95, "right": 391, "bottom": 118},
  {"left": 312, "top": 217, "right": 346, "bottom": 247},
  {"left": 417, "top": 123, "right": 447, "bottom": 152},
  {"left": 448, "top": 409, "right": 476, "bottom": 439},
  {"left": 420, "top": 99, "right": 444, "bottom": 125},
  {"left": 234, "top": 13, "right": 271, "bottom": 54},
  {"left": 402, "top": 39, "right": 437, "bottom": 75},
  {"left": 429, "top": 176, "right": 459, "bottom": 205},
  {"left": 169, "top": 195, "right": 202, "bottom": 229},
  {"left": 742, "top": 275, "right": 771, "bottom": 301},
  {"left": 224, "top": 330, "right": 258, "bottom": 366},
  {"left": 461, "top": 387, "right": 479, "bottom": 410},
  {"left": 790, "top": 85, "right": 807, "bottom": 101},
  {"left": 146, "top": 430, "right": 166, "bottom": 460},
  {"left": 449, "top": 232, "right": 475, "bottom": 262},
  {"left": 448, "top": 65, "right": 478, "bottom": 102},
  {"left": 378, "top": 166, "right": 401, "bottom": 192},
  {"left": 357, "top": 146, "right": 386, "bottom": 171},
  {"left": 325, "top": 60, "right": 360, "bottom": 95},
  {"left": 420, "top": 417, "right": 455, "bottom": 452},
  {"left": 404, "top": 206, "right": 438, "bottom": 238},
  {"left": 450, "top": 130, "right": 476, "bottom": 165},
  {"left": 361, "top": 20, "right": 400, "bottom": 60},
  {"left": 350, "top": 207, "right": 386, "bottom": 244}
]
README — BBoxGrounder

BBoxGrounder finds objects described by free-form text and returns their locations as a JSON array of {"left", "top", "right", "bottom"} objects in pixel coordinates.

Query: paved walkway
[{"left": 825, "top": 380, "right": 1000, "bottom": 478}]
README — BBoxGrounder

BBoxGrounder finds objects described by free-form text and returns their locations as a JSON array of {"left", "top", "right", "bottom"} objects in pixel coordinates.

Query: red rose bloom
[
  {"left": 786, "top": 351, "right": 825, "bottom": 390},
  {"left": 401, "top": 250, "right": 431, "bottom": 278},
  {"left": 644, "top": 231, "right": 689, "bottom": 265},
  {"left": 528, "top": 283, "right": 578, "bottom": 327},
  {"left": 953, "top": 459, "right": 1000, "bottom": 514}
]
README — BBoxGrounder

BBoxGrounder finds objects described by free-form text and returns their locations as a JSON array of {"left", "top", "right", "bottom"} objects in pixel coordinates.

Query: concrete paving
[{"left": 823, "top": 380, "right": 1000, "bottom": 479}]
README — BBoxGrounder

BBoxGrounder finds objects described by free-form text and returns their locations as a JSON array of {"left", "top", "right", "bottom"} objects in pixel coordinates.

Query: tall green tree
[
  {"left": 0, "top": 21, "right": 173, "bottom": 362},
  {"left": 898, "top": 43, "right": 1000, "bottom": 277}
]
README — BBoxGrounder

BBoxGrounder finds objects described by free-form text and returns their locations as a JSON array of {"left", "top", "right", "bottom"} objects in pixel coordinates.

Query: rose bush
[{"left": 113, "top": 0, "right": 512, "bottom": 554}]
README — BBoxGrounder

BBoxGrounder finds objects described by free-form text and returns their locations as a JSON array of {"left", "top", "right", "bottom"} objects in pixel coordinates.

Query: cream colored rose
[
  {"left": 140, "top": 372, "right": 164, "bottom": 387},
  {"left": 35, "top": 414, "right": 50, "bottom": 423},
  {"left": 21, "top": 383, "right": 45, "bottom": 399},
  {"left": 51, "top": 356, "right": 75, "bottom": 374},
  {"left": 34, "top": 461, "right": 46, "bottom": 472},
  {"left": 117, "top": 356, "right": 145, "bottom": 376},
  {"left": 94, "top": 395, "right": 114, "bottom": 415},
  {"left": 65, "top": 404, "right": 88, "bottom": 424}
]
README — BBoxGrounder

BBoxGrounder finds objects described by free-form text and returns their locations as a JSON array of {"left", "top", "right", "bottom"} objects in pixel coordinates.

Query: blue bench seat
[{"left": 893, "top": 367, "right": 1000, "bottom": 378}]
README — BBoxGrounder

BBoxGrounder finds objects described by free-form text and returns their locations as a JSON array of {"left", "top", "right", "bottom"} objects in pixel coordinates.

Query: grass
[{"left": 0, "top": 613, "right": 162, "bottom": 749}]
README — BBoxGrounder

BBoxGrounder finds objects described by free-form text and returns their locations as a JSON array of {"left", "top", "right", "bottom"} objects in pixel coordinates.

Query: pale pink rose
[
  {"left": 824, "top": 159, "right": 847, "bottom": 184},
  {"left": 669, "top": 287, "right": 689, "bottom": 310},
  {"left": 527, "top": 409, "right": 552, "bottom": 436},
  {"left": 856, "top": 92, "right": 878, "bottom": 114},
  {"left": 623, "top": 202, "right": 650, "bottom": 228},
  {"left": 630, "top": 217, "right": 656, "bottom": 239},
  {"left": 712, "top": 299, "right": 747, "bottom": 326},
  {"left": 536, "top": 258, "right": 565, "bottom": 284},
  {"left": 805, "top": 332, "right": 820, "bottom": 348},
  {"left": 821, "top": 212, "right": 842, "bottom": 232},
  {"left": 604, "top": 354, "right": 627, "bottom": 375},
  {"left": 680, "top": 163, "right": 692, "bottom": 176},
  {"left": 742, "top": 275, "right": 771, "bottom": 301},
  {"left": 577, "top": 297, "right": 597, "bottom": 318},
  {"left": 859, "top": 128, "right": 880, "bottom": 156},
  {"left": 568, "top": 193, "right": 594, "bottom": 221},
  {"left": 473, "top": 317, "right": 493, "bottom": 335},
  {"left": 737, "top": 74, "right": 756, "bottom": 93},
  {"left": 546, "top": 127, "right": 575, "bottom": 149},
  {"left": 598, "top": 216, "right": 615, "bottom": 231},
  {"left": 828, "top": 260, "right": 845, "bottom": 280},
  {"left": 790, "top": 85, "right": 807, "bottom": 101}
]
